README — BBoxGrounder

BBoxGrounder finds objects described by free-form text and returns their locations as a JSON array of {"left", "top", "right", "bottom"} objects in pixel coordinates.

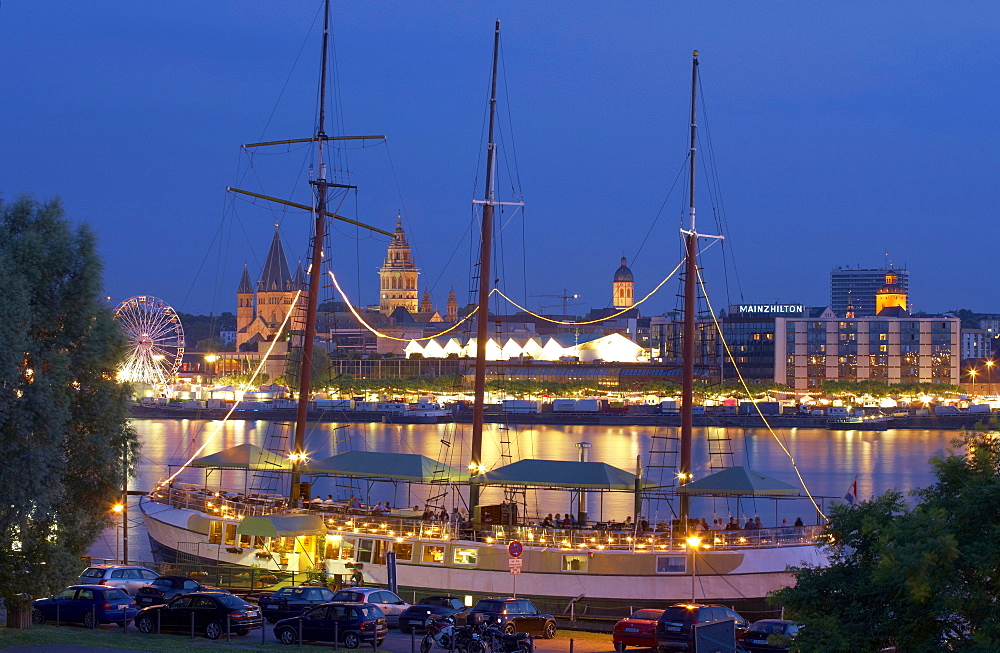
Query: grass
[{"left": 0, "top": 624, "right": 288, "bottom": 651}]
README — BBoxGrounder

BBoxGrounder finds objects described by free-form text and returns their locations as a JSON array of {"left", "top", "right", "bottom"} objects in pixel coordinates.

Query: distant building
[
  {"left": 612, "top": 257, "right": 634, "bottom": 309},
  {"left": 961, "top": 328, "right": 991, "bottom": 360},
  {"left": 379, "top": 216, "right": 419, "bottom": 316},
  {"left": 235, "top": 229, "right": 306, "bottom": 351},
  {"left": 721, "top": 303, "right": 821, "bottom": 382},
  {"left": 831, "top": 265, "right": 910, "bottom": 317}
]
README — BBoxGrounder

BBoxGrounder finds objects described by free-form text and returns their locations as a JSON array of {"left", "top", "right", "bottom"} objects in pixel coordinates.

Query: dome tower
[{"left": 613, "top": 257, "right": 634, "bottom": 309}]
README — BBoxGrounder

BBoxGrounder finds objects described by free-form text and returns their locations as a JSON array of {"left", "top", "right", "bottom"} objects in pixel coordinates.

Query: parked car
[
  {"left": 274, "top": 601, "right": 387, "bottom": 647},
  {"left": 612, "top": 608, "right": 664, "bottom": 651},
  {"left": 259, "top": 586, "right": 337, "bottom": 623},
  {"left": 398, "top": 596, "right": 468, "bottom": 633},
  {"left": 134, "top": 575, "right": 228, "bottom": 607},
  {"left": 134, "top": 591, "right": 262, "bottom": 639},
  {"left": 330, "top": 588, "right": 410, "bottom": 626},
  {"left": 655, "top": 603, "right": 749, "bottom": 651},
  {"left": 77, "top": 564, "right": 160, "bottom": 596},
  {"left": 466, "top": 598, "right": 557, "bottom": 638},
  {"left": 738, "top": 619, "right": 801, "bottom": 653},
  {"left": 31, "top": 585, "right": 137, "bottom": 628}
]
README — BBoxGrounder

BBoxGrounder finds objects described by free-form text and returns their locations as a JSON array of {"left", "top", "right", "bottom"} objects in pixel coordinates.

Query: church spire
[{"left": 258, "top": 228, "right": 294, "bottom": 292}]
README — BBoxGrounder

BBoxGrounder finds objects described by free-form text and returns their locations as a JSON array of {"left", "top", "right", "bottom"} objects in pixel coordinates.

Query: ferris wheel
[{"left": 113, "top": 295, "right": 185, "bottom": 385}]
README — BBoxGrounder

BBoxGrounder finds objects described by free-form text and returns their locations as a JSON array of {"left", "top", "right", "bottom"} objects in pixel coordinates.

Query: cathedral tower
[
  {"left": 379, "top": 216, "right": 419, "bottom": 316},
  {"left": 446, "top": 288, "right": 458, "bottom": 322},
  {"left": 236, "top": 265, "right": 254, "bottom": 336},
  {"left": 876, "top": 269, "right": 908, "bottom": 314},
  {"left": 613, "top": 257, "right": 634, "bottom": 309}
]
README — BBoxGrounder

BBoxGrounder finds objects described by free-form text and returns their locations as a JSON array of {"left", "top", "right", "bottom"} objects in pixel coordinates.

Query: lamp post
[
  {"left": 987, "top": 360, "right": 995, "bottom": 396},
  {"left": 969, "top": 368, "right": 978, "bottom": 396},
  {"left": 111, "top": 503, "right": 124, "bottom": 563},
  {"left": 685, "top": 535, "right": 709, "bottom": 602},
  {"left": 204, "top": 354, "right": 219, "bottom": 388}
]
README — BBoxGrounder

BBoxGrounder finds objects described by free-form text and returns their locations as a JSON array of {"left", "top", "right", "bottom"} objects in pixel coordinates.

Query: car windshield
[
  {"left": 103, "top": 589, "right": 129, "bottom": 600},
  {"left": 751, "top": 621, "right": 790, "bottom": 635},
  {"left": 80, "top": 568, "right": 105, "bottom": 578},
  {"left": 630, "top": 610, "right": 663, "bottom": 620},
  {"left": 216, "top": 595, "right": 249, "bottom": 609},
  {"left": 334, "top": 591, "right": 364, "bottom": 602},
  {"left": 660, "top": 606, "right": 699, "bottom": 622},
  {"left": 276, "top": 588, "right": 306, "bottom": 598}
]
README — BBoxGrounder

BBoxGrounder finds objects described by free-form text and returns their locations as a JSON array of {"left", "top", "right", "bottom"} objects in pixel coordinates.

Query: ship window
[
  {"left": 561, "top": 555, "right": 588, "bottom": 572},
  {"left": 453, "top": 547, "right": 478, "bottom": 565},
  {"left": 373, "top": 539, "right": 389, "bottom": 564},
  {"left": 224, "top": 523, "right": 237, "bottom": 546},
  {"left": 239, "top": 534, "right": 252, "bottom": 547},
  {"left": 656, "top": 556, "right": 687, "bottom": 574},
  {"left": 422, "top": 545, "right": 446, "bottom": 563},
  {"left": 357, "top": 539, "right": 374, "bottom": 563},
  {"left": 208, "top": 521, "right": 222, "bottom": 544},
  {"left": 394, "top": 542, "right": 413, "bottom": 561}
]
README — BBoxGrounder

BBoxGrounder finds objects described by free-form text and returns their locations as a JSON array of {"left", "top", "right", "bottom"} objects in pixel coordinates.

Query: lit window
[
  {"left": 655, "top": 556, "right": 686, "bottom": 573},
  {"left": 422, "top": 545, "right": 445, "bottom": 563},
  {"left": 453, "top": 548, "right": 478, "bottom": 565}
]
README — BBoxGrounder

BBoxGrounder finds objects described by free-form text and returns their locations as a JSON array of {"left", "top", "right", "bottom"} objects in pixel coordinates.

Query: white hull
[{"left": 140, "top": 496, "right": 827, "bottom": 604}]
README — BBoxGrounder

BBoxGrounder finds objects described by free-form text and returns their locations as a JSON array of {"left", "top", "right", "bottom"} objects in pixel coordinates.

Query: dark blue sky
[{"left": 3, "top": 2, "right": 997, "bottom": 316}]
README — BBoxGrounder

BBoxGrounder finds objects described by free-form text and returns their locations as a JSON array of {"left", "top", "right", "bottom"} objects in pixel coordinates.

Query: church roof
[
  {"left": 292, "top": 261, "right": 306, "bottom": 290},
  {"left": 237, "top": 265, "right": 253, "bottom": 294},
  {"left": 258, "top": 230, "right": 295, "bottom": 292},
  {"left": 614, "top": 257, "right": 634, "bottom": 283}
]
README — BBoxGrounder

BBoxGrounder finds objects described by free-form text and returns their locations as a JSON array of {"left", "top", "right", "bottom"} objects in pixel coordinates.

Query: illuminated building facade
[
  {"left": 235, "top": 229, "right": 306, "bottom": 350},
  {"left": 379, "top": 217, "right": 419, "bottom": 316},
  {"left": 613, "top": 257, "right": 635, "bottom": 309},
  {"left": 775, "top": 315, "right": 960, "bottom": 389},
  {"left": 721, "top": 304, "right": 820, "bottom": 382},
  {"left": 831, "top": 266, "right": 909, "bottom": 317}
]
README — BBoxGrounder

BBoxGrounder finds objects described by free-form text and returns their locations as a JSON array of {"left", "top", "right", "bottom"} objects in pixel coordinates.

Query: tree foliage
[
  {"left": 774, "top": 422, "right": 1000, "bottom": 652},
  {"left": 0, "top": 196, "right": 138, "bottom": 601}
]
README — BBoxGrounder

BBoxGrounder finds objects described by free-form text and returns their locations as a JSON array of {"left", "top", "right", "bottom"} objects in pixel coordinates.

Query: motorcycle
[
  {"left": 480, "top": 625, "right": 533, "bottom": 653},
  {"left": 421, "top": 617, "right": 486, "bottom": 653}
]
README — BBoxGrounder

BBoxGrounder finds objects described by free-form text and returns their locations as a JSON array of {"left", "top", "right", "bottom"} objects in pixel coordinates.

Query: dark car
[
  {"left": 134, "top": 591, "right": 263, "bottom": 639},
  {"left": 737, "top": 619, "right": 801, "bottom": 653},
  {"left": 259, "top": 586, "right": 337, "bottom": 623},
  {"left": 32, "top": 585, "right": 137, "bottom": 628},
  {"left": 612, "top": 608, "right": 664, "bottom": 651},
  {"left": 655, "top": 603, "right": 749, "bottom": 651},
  {"left": 134, "top": 575, "right": 228, "bottom": 607},
  {"left": 274, "top": 601, "right": 387, "bottom": 648},
  {"left": 467, "top": 598, "right": 557, "bottom": 639},
  {"left": 399, "top": 596, "right": 468, "bottom": 633}
]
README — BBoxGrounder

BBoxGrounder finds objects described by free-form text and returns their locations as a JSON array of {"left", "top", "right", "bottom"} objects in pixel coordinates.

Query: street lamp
[
  {"left": 204, "top": 354, "right": 219, "bottom": 387},
  {"left": 111, "top": 503, "right": 124, "bottom": 562},
  {"left": 969, "top": 368, "right": 978, "bottom": 396},
  {"left": 987, "top": 360, "right": 995, "bottom": 396},
  {"left": 685, "top": 535, "right": 710, "bottom": 602}
]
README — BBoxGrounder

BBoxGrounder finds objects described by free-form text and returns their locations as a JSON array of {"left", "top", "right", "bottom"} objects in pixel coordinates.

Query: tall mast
[
  {"left": 678, "top": 50, "right": 699, "bottom": 524},
  {"left": 290, "top": 0, "right": 332, "bottom": 506},
  {"left": 469, "top": 19, "right": 501, "bottom": 514}
]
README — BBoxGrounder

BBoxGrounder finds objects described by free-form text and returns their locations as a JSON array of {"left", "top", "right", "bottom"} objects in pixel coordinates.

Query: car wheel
[
  {"left": 343, "top": 632, "right": 362, "bottom": 649},
  {"left": 503, "top": 623, "right": 516, "bottom": 635},
  {"left": 83, "top": 611, "right": 96, "bottom": 629},
  {"left": 543, "top": 621, "right": 557, "bottom": 639},
  {"left": 205, "top": 620, "right": 223, "bottom": 640},
  {"left": 400, "top": 623, "right": 412, "bottom": 634},
  {"left": 137, "top": 615, "right": 155, "bottom": 633},
  {"left": 277, "top": 627, "right": 298, "bottom": 645},
  {"left": 31, "top": 608, "right": 44, "bottom": 625},
  {"left": 117, "top": 621, "right": 130, "bottom": 628},
  {"left": 236, "top": 628, "right": 249, "bottom": 636},
  {"left": 614, "top": 642, "right": 626, "bottom": 653}
]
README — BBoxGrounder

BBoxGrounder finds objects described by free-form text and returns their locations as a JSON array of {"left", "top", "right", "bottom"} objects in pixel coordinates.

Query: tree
[
  {"left": 284, "top": 346, "right": 334, "bottom": 394},
  {"left": 774, "top": 424, "right": 1000, "bottom": 652},
  {"left": 0, "top": 196, "right": 138, "bottom": 601}
]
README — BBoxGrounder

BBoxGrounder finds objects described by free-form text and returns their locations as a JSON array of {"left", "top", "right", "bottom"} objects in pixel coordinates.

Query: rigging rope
[
  {"left": 156, "top": 289, "right": 305, "bottom": 490},
  {"left": 493, "top": 257, "right": 685, "bottom": 325},
  {"left": 695, "top": 267, "right": 828, "bottom": 522}
]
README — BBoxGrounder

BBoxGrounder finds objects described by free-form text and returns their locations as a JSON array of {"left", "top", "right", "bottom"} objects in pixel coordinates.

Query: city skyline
[{"left": 2, "top": 2, "right": 997, "bottom": 316}]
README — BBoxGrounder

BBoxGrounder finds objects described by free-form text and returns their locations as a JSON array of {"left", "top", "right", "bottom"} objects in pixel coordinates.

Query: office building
[{"left": 831, "top": 266, "right": 909, "bottom": 317}]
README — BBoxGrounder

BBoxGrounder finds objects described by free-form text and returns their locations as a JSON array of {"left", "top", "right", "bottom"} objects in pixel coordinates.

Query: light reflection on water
[{"left": 99, "top": 419, "right": 959, "bottom": 561}]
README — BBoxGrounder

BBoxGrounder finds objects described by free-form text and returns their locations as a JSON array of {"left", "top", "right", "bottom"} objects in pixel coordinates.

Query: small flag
[{"left": 843, "top": 476, "right": 858, "bottom": 506}]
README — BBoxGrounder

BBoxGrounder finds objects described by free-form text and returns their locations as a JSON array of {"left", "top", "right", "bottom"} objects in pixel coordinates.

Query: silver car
[
  {"left": 331, "top": 588, "right": 410, "bottom": 626},
  {"left": 78, "top": 565, "right": 160, "bottom": 596}
]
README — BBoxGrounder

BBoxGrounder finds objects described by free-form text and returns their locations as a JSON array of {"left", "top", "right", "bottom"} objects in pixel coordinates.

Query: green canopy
[
  {"left": 676, "top": 466, "right": 800, "bottom": 497},
  {"left": 190, "top": 443, "right": 290, "bottom": 470},
  {"left": 304, "top": 450, "right": 466, "bottom": 482},
  {"left": 237, "top": 513, "right": 327, "bottom": 537},
  {"left": 475, "top": 459, "right": 651, "bottom": 491}
]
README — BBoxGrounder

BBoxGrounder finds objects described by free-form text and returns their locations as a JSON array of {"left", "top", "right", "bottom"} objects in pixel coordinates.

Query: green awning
[
  {"left": 304, "top": 450, "right": 466, "bottom": 483},
  {"left": 190, "top": 443, "right": 290, "bottom": 470},
  {"left": 237, "top": 514, "right": 327, "bottom": 537},
  {"left": 676, "top": 466, "right": 800, "bottom": 497},
  {"left": 475, "top": 459, "right": 651, "bottom": 491}
]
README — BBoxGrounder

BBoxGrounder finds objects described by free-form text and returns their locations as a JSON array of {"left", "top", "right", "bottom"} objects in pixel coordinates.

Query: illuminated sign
[{"left": 734, "top": 304, "right": 804, "bottom": 315}]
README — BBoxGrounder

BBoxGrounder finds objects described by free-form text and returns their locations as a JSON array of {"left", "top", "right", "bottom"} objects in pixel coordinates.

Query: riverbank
[{"left": 129, "top": 405, "right": 995, "bottom": 431}]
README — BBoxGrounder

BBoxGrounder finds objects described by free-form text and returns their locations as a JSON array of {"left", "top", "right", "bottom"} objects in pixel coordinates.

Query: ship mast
[
  {"left": 469, "top": 19, "right": 501, "bottom": 514},
  {"left": 678, "top": 50, "right": 699, "bottom": 524},
  {"left": 289, "top": 0, "right": 333, "bottom": 506}
]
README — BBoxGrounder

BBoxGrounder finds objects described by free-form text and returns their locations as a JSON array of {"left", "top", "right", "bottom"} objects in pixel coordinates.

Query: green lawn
[{"left": 0, "top": 624, "right": 287, "bottom": 651}]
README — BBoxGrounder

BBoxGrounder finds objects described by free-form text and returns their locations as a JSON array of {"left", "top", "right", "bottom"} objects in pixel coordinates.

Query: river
[{"left": 89, "top": 419, "right": 963, "bottom": 562}]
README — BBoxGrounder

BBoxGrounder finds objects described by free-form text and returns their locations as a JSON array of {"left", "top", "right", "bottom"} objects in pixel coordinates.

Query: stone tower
[
  {"left": 446, "top": 288, "right": 458, "bottom": 322},
  {"left": 613, "top": 257, "right": 634, "bottom": 309},
  {"left": 379, "top": 216, "right": 419, "bottom": 316},
  {"left": 236, "top": 265, "right": 255, "bottom": 336},
  {"left": 421, "top": 290, "right": 434, "bottom": 314},
  {"left": 876, "top": 269, "right": 907, "bottom": 314}
]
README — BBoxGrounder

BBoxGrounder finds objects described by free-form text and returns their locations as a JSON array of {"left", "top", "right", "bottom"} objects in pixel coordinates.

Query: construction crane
[{"left": 530, "top": 289, "right": 583, "bottom": 315}]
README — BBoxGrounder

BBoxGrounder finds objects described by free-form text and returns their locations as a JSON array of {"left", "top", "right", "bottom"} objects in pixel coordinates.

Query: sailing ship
[{"left": 140, "top": 7, "right": 828, "bottom": 612}]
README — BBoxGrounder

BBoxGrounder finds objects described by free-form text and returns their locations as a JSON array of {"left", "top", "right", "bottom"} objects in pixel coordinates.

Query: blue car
[{"left": 32, "top": 584, "right": 138, "bottom": 628}]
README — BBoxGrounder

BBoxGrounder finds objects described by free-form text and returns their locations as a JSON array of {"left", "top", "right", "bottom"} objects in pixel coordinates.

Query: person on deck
[{"left": 541, "top": 514, "right": 553, "bottom": 528}]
